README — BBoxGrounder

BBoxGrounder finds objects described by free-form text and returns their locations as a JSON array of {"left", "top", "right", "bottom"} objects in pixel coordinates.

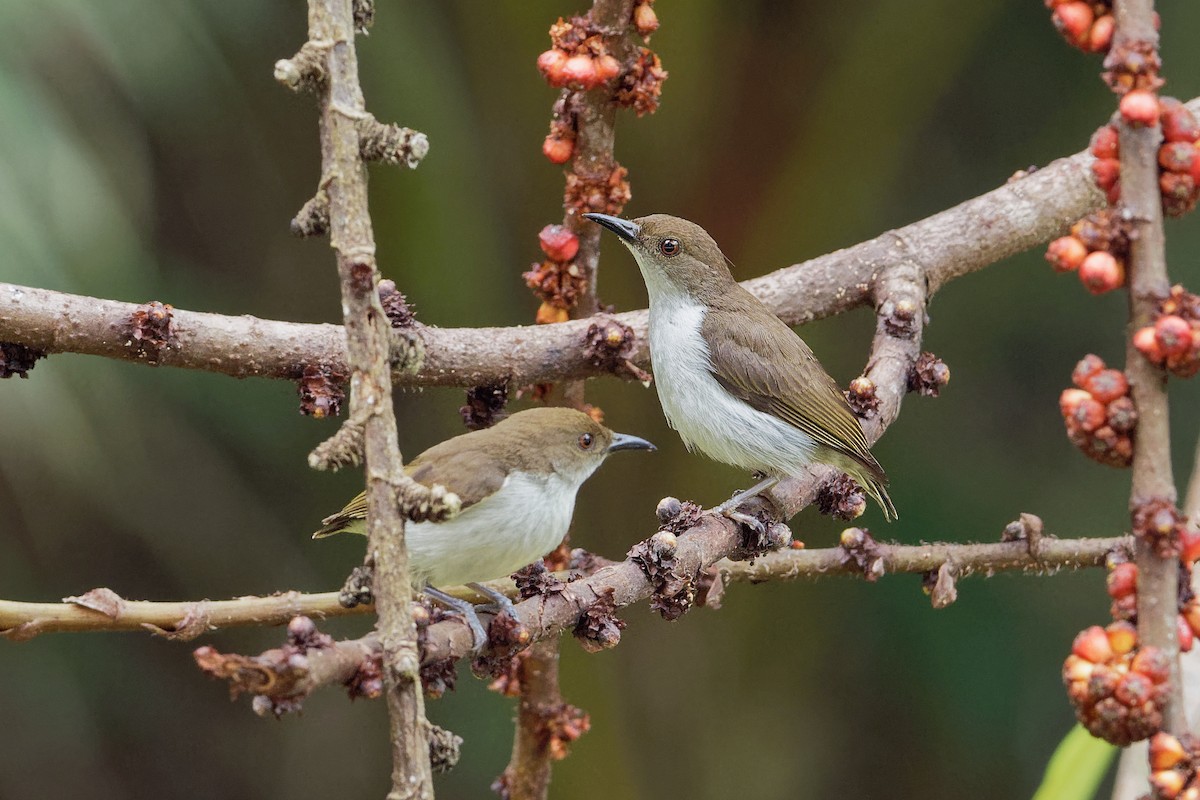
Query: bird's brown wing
[
  {"left": 311, "top": 444, "right": 507, "bottom": 538},
  {"left": 701, "top": 305, "right": 887, "bottom": 483}
]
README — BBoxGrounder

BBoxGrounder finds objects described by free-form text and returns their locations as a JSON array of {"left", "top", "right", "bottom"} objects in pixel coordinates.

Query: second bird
[{"left": 585, "top": 212, "right": 897, "bottom": 522}]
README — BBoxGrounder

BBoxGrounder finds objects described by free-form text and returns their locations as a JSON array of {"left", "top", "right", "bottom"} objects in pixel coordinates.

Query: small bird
[
  {"left": 313, "top": 407, "right": 655, "bottom": 643},
  {"left": 584, "top": 212, "right": 896, "bottom": 523}
]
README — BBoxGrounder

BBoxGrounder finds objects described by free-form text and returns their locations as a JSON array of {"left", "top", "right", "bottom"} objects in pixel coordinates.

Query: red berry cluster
[
  {"left": 1045, "top": 210, "right": 1132, "bottom": 294},
  {"left": 1059, "top": 355, "right": 1136, "bottom": 467},
  {"left": 1148, "top": 732, "right": 1200, "bottom": 800},
  {"left": 1046, "top": 1, "right": 1114, "bottom": 53},
  {"left": 1134, "top": 285, "right": 1200, "bottom": 377},
  {"left": 537, "top": 17, "right": 622, "bottom": 92},
  {"left": 1090, "top": 99, "right": 1200, "bottom": 216},
  {"left": 1063, "top": 622, "right": 1169, "bottom": 746},
  {"left": 524, "top": 225, "right": 584, "bottom": 325}
]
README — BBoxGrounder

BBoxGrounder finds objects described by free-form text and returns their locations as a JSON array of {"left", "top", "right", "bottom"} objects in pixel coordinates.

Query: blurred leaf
[{"left": 1031, "top": 725, "right": 1117, "bottom": 800}]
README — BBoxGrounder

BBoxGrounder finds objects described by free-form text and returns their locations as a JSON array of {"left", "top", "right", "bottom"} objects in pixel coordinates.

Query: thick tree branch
[
  {"left": 1111, "top": 0, "right": 1183, "bottom": 734},
  {"left": 14, "top": 92, "right": 1190, "bottom": 389}
]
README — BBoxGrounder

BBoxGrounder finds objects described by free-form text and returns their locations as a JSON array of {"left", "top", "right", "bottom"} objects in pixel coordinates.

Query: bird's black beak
[
  {"left": 583, "top": 213, "right": 640, "bottom": 245},
  {"left": 607, "top": 432, "right": 655, "bottom": 453}
]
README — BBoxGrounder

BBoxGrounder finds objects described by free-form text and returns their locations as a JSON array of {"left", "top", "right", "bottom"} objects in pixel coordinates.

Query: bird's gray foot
[
  {"left": 467, "top": 582, "right": 518, "bottom": 620},
  {"left": 721, "top": 509, "right": 767, "bottom": 536},
  {"left": 423, "top": 586, "right": 488, "bottom": 654},
  {"left": 711, "top": 475, "right": 780, "bottom": 536}
]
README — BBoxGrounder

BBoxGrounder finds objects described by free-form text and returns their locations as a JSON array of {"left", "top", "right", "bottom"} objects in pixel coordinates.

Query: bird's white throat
[
  {"left": 632, "top": 252, "right": 819, "bottom": 477},
  {"left": 406, "top": 470, "right": 578, "bottom": 588}
]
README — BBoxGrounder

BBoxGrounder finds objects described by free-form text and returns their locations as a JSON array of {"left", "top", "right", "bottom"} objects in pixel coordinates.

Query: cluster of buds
[
  {"left": 1134, "top": 285, "right": 1200, "bottom": 376},
  {"left": 524, "top": 225, "right": 584, "bottom": 324},
  {"left": 564, "top": 162, "right": 632, "bottom": 217},
  {"left": 1106, "top": 557, "right": 1200, "bottom": 651},
  {"left": 1089, "top": 100, "right": 1200, "bottom": 215},
  {"left": 1045, "top": 210, "right": 1131, "bottom": 294},
  {"left": 1046, "top": 1, "right": 1113, "bottom": 53},
  {"left": 1063, "top": 623, "right": 1169, "bottom": 745},
  {"left": 614, "top": 47, "right": 668, "bottom": 117},
  {"left": 1148, "top": 732, "right": 1200, "bottom": 800},
  {"left": 1059, "top": 355, "right": 1136, "bottom": 467}
]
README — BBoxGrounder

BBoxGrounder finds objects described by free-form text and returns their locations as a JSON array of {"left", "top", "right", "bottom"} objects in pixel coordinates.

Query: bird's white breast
[
  {"left": 645, "top": 290, "right": 818, "bottom": 477},
  {"left": 405, "top": 471, "right": 576, "bottom": 588}
]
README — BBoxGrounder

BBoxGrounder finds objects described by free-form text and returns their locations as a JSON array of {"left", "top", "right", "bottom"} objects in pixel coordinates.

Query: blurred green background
[{"left": 2, "top": 2, "right": 1199, "bottom": 798}]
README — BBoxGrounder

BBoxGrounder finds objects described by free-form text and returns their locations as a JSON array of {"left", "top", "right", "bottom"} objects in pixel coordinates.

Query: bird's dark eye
[
  {"left": 578, "top": 433, "right": 594, "bottom": 450},
  {"left": 659, "top": 238, "right": 681, "bottom": 257}
]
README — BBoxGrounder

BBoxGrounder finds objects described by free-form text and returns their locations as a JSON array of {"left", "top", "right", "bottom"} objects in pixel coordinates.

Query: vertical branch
[
  {"left": 1112, "top": 0, "right": 1183, "bottom": 732},
  {"left": 292, "top": 1, "right": 434, "bottom": 795},
  {"left": 503, "top": 3, "right": 639, "bottom": 798}
]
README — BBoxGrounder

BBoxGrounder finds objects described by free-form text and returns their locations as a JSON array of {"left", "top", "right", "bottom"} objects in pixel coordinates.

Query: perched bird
[
  {"left": 314, "top": 407, "right": 654, "bottom": 643},
  {"left": 584, "top": 212, "right": 896, "bottom": 522}
]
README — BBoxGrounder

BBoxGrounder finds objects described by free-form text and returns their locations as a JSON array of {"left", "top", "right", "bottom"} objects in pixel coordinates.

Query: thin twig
[{"left": 297, "top": 1, "right": 433, "bottom": 794}]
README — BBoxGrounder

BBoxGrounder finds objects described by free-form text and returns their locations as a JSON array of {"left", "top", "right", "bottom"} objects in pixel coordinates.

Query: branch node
[
  {"left": 572, "top": 587, "right": 626, "bottom": 652},
  {"left": 378, "top": 279, "right": 416, "bottom": 328},
  {"left": 357, "top": 116, "right": 430, "bottom": 169},
  {"left": 0, "top": 342, "right": 45, "bottom": 378},
  {"left": 845, "top": 376, "right": 879, "bottom": 418},
  {"left": 838, "top": 527, "right": 886, "bottom": 581},
  {"left": 907, "top": 352, "right": 951, "bottom": 397},
  {"left": 927, "top": 562, "right": 959, "bottom": 609},
  {"left": 274, "top": 41, "right": 329, "bottom": 94},
  {"left": 297, "top": 364, "right": 347, "bottom": 418},
  {"left": 290, "top": 190, "right": 330, "bottom": 237},
  {"left": 460, "top": 381, "right": 509, "bottom": 430},
  {"left": 426, "top": 722, "right": 462, "bottom": 774},
  {"left": 125, "top": 301, "right": 179, "bottom": 362},
  {"left": 816, "top": 474, "right": 868, "bottom": 521}
]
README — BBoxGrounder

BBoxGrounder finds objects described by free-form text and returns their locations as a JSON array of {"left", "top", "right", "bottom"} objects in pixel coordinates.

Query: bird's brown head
[
  {"left": 479, "top": 406, "right": 655, "bottom": 484},
  {"left": 584, "top": 213, "right": 735, "bottom": 303}
]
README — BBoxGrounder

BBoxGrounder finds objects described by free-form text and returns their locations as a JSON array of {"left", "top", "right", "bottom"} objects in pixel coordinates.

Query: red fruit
[
  {"left": 595, "top": 54, "right": 621, "bottom": 83},
  {"left": 1084, "top": 369, "right": 1129, "bottom": 404},
  {"left": 1106, "top": 178, "right": 1121, "bottom": 206},
  {"left": 1152, "top": 769, "right": 1189, "bottom": 800},
  {"left": 1149, "top": 732, "right": 1188, "bottom": 771},
  {"left": 1115, "top": 671, "right": 1155, "bottom": 707},
  {"left": 1059, "top": 388, "right": 1091, "bottom": 417},
  {"left": 1106, "top": 562, "right": 1138, "bottom": 599},
  {"left": 542, "top": 133, "right": 574, "bottom": 164},
  {"left": 1134, "top": 325, "right": 1166, "bottom": 363},
  {"left": 1161, "top": 99, "right": 1200, "bottom": 143},
  {"left": 538, "top": 224, "right": 580, "bottom": 262},
  {"left": 1191, "top": 145, "right": 1200, "bottom": 185},
  {"left": 1070, "top": 397, "right": 1107, "bottom": 432},
  {"left": 1159, "top": 142, "right": 1197, "bottom": 174},
  {"left": 1107, "top": 620, "right": 1139, "bottom": 655},
  {"left": 562, "top": 54, "right": 598, "bottom": 88},
  {"left": 1046, "top": 236, "right": 1087, "bottom": 272},
  {"left": 1180, "top": 528, "right": 1200, "bottom": 567},
  {"left": 1155, "top": 315, "right": 1193, "bottom": 357},
  {"left": 1078, "top": 251, "right": 1125, "bottom": 294},
  {"left": 1052, "top": 2, "right": 1093, "bottom": 48},
  {"left": 1090, "top": 124, "right": 1120, "bottom": 159},
  {"left": 1120, "top": 90, "right": 1160, "bottom": 127},
  {"left": 634, "top": 3, "right": 659, "bottom": 36},
  {"left": 537, "top": 48, "right": 569, "bottom": 86},
  {"left": 1090, "top": 158, "right": 1120, "bottom": 191},
  {"left": 1072, "top": 354, "right": 1106, "bottom": 387},
  {"left": 1132, "top": 646, "right": 1170, "bottom": 683},
  {"left": 1087, "top": 14, "right": 1114, "bottom": 53},
  {"left": 1072, "top": 625, "right": 1114, "bottom": 663},
  {"left": 1179, "top": 613, "right": 1196, "bottom": 653}
]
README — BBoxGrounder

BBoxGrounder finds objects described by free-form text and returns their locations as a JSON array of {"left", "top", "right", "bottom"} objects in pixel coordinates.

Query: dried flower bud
[
  {"left": 633, "top": 2, "right": 659, "bottom": 36},
  {"left": 1149, "top": 732, "right": 1189, "bottom": 771},
  {"left": 1072, "top": 354, "right": 1107, "bottom": 387},
  {"left": 1087, "top": 14, "right": 1114, "bottom": 53},
  {"left": 1161, "top": 97, "right": 1200, "bottom": 143},
  {"left": 1083, "top": 368, "right": 1129, "bottom": 404},
  {"left": 1051, "top": 2, "right": 1093, "bottom": 48},
  {"left": 1155, "top": 315, "right": 1193, "bottom": 357},
  {"left": 1072, "top": 625, "right": 1114, "bottom": 663},
  {"left": 1106, "top": 562, "right": 1138, "bottom": 599},
  {"left": 537, "top": 48, "right": 569, "bottom": 86},
  {"left": 562, "top": 54, "right": 598, "bottom": 88},
  {"left": 1135, "top": 325, "right": 1167, "bottom": 363},
  {"left": 1091, "top": 158, "right": 1120, "bottom": 192},
  {"left": 543, "top": 132, "right": 575, "bottom": 164}
]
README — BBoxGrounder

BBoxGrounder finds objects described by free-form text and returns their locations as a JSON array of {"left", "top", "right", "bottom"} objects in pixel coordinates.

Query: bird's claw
[
  {"left": 720, "top": 508, "right": 767, "bottom": 537},
  {"left": 423, "top": 586, "right": 490, "bottom": 655}
]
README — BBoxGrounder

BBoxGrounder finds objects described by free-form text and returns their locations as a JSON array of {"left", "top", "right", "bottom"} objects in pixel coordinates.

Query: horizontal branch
[
  {"left": 0, "top": 87, "right": 1148, "bottom": 390},
  {"left": 0, "top": 533, "right": 1127, "bottom": 641}
]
